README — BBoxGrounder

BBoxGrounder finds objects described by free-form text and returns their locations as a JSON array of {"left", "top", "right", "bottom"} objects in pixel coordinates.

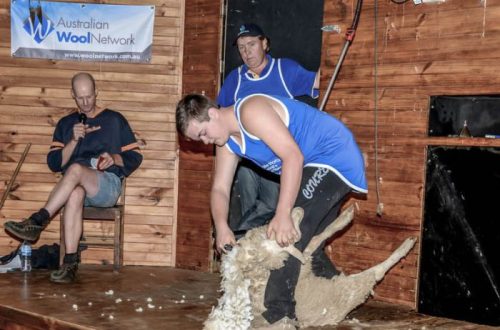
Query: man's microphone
[
  {"left": 79, "top": 113, "right": 87, "bottom": 125},
  {"left": 77, "top": 113, "right": 87, "bottom": 142},
  {"left": 70, "top": 113, "right": 88, "bottom": 168}
]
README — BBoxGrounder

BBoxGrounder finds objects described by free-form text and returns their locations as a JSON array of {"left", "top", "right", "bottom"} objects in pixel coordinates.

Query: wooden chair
[{"left": 60, "top": 179, "right": 126, "bottom": 270}]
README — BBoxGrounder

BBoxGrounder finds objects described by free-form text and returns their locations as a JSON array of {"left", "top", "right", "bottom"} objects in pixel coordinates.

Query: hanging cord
[
  {"left": 374, "top": 0, "right": 383, "bottom": 217},
  {"left": 319, "top": 0, "right": 363, "bottom": 111}
]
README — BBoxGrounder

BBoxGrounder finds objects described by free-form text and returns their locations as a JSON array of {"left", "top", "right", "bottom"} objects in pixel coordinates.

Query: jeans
[
  {"left": 228, "top": 160, "right": 280, "bottom": 237},
  {"left": 84, "top": 171, "right": 122, "bottom": 207}
]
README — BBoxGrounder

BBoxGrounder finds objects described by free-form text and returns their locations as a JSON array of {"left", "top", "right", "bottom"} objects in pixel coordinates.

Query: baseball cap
[{"left": 233, "top": 23, "right": 266, "bottom": 45}]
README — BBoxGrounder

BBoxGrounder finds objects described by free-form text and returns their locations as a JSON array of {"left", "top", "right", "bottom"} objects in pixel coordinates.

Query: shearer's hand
[
  {"left": 216, "top": 226, "right": 236, "bottom": 254},
  {"left": 266, "top": 212, "right": 299, "bottom": 247}
]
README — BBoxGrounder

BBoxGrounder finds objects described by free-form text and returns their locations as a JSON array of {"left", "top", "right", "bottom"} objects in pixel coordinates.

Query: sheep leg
[
  {"left": 370, "top": 237, "right": 417, "bottom": 281},
  {"left": 284, "top": 245, "right": 306, "bottom": 264},
  {"left": 283, "top": 207, "right": 306, "bottom": 264},
  {"left": 291, "top": 206, "right": 304, "bottom": 236},
  {"left": 303, "top": 204, "right": 355, "bottom": 257}
]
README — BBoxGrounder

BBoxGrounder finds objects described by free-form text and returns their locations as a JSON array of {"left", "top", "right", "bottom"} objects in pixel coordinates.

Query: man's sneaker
[
  {"left": 4, "top": 218, "right": 43, "bottom": 242},
  {"left": 252, "top": 317, "right": 298, "bottom": 330},
  {"left": 50, "top": 262, "right": 78, "bottom": 284}
]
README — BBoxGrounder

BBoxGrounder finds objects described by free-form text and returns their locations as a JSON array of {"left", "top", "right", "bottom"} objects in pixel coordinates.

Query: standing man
[
  {"left": 218, "top": 23, "right": 320, "bottom": 249},
  {"left": 218, "top": 23, "right": 319, "bottom": 107},
  {"left": 176, "top": 93, "right": 367, "bottom": 328},
  {"left": 4, "top": 72, "right": 142, "bottom": 283}
]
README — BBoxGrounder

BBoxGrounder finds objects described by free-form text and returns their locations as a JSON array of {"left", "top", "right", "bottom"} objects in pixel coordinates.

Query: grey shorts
[{"left": 84, "top": 171, "right": 122, "bottom": 207}]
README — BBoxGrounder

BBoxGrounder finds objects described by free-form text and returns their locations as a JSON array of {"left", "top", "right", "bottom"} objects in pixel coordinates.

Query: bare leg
[
  {"left": 63, "top": 186, "right": 85, "bottom": 254},
  {"left": 4, "top": 163, "right": 99, "bottom": 242},
  {"left": 49, "top": 168, "right": 97, "bottom": 284},
  {"left": 283, "top": 207, "right": 306, "bottom": 264},
  {"left": 50, "top": 188, "right": 85, "bottom": 283},
  {"left": 44, "top": 163, "right": 99, "bottom": 216}
]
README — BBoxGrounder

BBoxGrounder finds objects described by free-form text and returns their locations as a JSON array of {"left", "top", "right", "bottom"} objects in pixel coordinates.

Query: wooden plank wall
[
  {"left": 176, "top": 0, "right": 221, "bottom": 271},
  {"left": 176, "top": 0, "right": 500, "bottom": 308},
  {"left": 322, "top": 0, "right": 500, "bottom": 308},
  {"left": 0, "top": 0, "right": 184, "bottom": 267}
]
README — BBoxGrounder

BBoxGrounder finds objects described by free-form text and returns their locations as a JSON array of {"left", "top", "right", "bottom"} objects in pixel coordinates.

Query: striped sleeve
[
  {"left": 118, "top": 114, "right": 143, "bottom": 177},
  {"left": 50, "top": 141, "right": 64, "bottom": 150},
  {"left": 47, "top": 121, "right": 66, "bottom": 172}
]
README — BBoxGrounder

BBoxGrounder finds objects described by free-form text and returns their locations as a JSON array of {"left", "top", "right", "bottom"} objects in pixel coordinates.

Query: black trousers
[{"left": 262, "top": 166, "right": 352, "bottom": 323}]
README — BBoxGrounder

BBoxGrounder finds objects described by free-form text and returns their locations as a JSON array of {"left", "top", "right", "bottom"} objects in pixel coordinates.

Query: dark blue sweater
[{"left": 47, "top": 109, "right": 142, "bottom": 178}]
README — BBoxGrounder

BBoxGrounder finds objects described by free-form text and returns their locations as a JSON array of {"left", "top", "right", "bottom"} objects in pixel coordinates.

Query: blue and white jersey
[
  {"left": 225, "top": 94, "right": 367, "bottom": 193},
  {"left": 217, "top": 55, "right": 318, "bottom": 107}
]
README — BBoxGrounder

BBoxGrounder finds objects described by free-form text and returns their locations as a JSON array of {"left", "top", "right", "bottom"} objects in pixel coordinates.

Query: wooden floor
[{"left": 0, "top": 265, "right": 496, "bottom": 330}]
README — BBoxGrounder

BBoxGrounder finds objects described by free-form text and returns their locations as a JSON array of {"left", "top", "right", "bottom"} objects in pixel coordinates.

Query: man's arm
[
  {"left": 48, "top": 140, "right": 77, "bottom": 172},
  {"left": 217, "top": 68, "right": 239, "bottom": 107},
  {"left": 60, "top": 140, "right": 78, "bottom": 168},
  {"left": 240, "top": 96, "right": 303, "bottom": 247},
  {"left": 211, "top": 145, "right": 240, "bottom": 252},
  {"left": 98, "top": 114, "right": 142, "bottom": 176},
  {"left": 61, "top": 122, "right": 101, "bottom": 167},
  {"left": 47, "top": 119, "right": 79, "bottom": 172},
  {"left": 97, "top": 147, "right": 141, "bottom": 173},
  {"left": 47, "top": 118, "right": 103, "bottom": 172},
  {"left": 280, "top": 58, "right": 319, "bottom": 99}
]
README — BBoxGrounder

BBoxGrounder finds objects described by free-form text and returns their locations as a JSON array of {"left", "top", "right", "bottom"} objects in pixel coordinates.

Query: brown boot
[
  {"left": 4, "top": 218, "right": 44, "bottom": 242},
  {"left": 50, "top": 262, "right": 78, "bottom": 284}
]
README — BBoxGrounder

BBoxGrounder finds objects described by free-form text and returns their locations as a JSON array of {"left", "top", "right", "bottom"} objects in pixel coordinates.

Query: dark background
[
  {"left": 222, "top": 0, "right": 324, "bottom": 78},
  {"left": 429, "top": 96, "right": 500, "bottom": 137},
  {"left": 420, "top": 146, "right": 500, "bottom": 326}
]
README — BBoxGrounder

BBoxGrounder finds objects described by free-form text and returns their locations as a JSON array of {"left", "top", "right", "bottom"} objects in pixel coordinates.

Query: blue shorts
[{"left": 84, "top": 171, "right": 122, "bottom": 207}]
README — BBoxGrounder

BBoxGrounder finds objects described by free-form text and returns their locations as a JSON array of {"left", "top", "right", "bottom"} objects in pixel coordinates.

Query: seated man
[
  {"left": 176, "top": 93, "right": 367, "bottom": 328},
  {"left": 4, "top": 72, "right": 142, "bottom": 283}
]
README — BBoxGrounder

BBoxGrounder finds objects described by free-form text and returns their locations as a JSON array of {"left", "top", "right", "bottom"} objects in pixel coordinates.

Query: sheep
[{"left": 204, "top": 205, "right": 416, "bottom": 329}]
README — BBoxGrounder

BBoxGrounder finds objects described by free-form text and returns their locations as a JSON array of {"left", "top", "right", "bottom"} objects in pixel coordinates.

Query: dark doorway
[
  {"left": 222, "top": 0, "right": 324, "bottom": 86},
  {"left": 419, "top": 146, "right": 500, "bottom": 326}
]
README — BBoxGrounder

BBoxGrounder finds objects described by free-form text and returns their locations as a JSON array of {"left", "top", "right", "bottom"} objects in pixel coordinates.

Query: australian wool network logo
[
  {"left": 23, "top": 4, "right": 55, "bottom": 43},
  {"left": 55, "top": 18, "right": 136, "bottom": 45},
  {"left": 21, "top": 6, "right": 135, "bottom": 46}
]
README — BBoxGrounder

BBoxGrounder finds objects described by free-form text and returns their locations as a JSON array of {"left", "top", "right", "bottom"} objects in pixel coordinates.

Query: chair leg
[
  {"left": 59, "top": 212, "right": 65, "bottom": 266},
  {"left": 119, "top": 209, "right": 124, "bottom": 268},
  {"left": 113, "top": 208, "right": 123, "bottom": 270},
  {"left": 61, "top": 206, "right": 124, "bottom": 270}
]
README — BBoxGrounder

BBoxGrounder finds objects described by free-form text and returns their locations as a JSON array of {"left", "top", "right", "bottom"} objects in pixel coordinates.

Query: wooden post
[{"left": 0, "top": 143, "right": 31, "bottom": 210}]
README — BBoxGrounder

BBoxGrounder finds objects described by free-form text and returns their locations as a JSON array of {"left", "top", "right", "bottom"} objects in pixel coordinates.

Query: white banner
[{"left": 11, "top": 0, "right": 155, "bottom": 63}]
